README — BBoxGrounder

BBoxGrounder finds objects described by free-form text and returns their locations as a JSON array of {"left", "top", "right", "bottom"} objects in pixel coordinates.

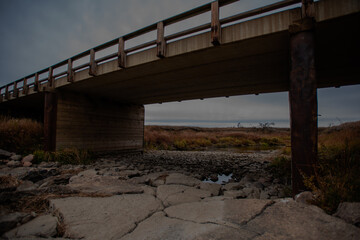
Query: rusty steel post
[
  {"left": 289, "top": 8, "right": 317, "bottom": 196},
  {"left": 44, "top": 91, "right": 57, "bottom": 151}
]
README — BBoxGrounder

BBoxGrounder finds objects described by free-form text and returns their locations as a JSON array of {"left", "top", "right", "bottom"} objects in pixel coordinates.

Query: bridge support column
[{"left": 289, "top": 18, "right": 317, "bottom": 196}]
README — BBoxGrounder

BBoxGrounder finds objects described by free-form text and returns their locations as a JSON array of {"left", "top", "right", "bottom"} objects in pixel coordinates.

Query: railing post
[
  {"left": 13, "top": 81, "right": 19, "bottom": 98},
  {"left": 5, "top": 84, "right": 9, "bottom": 100},
  {"left": 211, "top": 1, "right": 221, "bottom": 46},
  {"left": 89, "top": 49, "right": 97, "bottom": 76},
  {"left": 48, "top": 67, "right": 54, "bottom": 87},
  {"left": 34, "top": 73, "right": 39, "bottom": 92},
  {"left": 157, "top": 21, "right": 166, "bottom": 58},
  {"left": 23, "top": 78, "right": 28, "bottom": 94},
  {"left": 118, "top": 37, "right": 126, "bottom": 68},
  {"left": 67, "top": 59, "right": 74, "bottom": 83}
]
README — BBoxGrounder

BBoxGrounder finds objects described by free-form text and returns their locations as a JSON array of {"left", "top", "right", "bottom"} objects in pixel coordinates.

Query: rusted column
[
  {"left": 289, "top": 15, "right": 317, "bottom": 196},
  {"left": 44, "top": 91, "right": 57, "bottom": 151}
]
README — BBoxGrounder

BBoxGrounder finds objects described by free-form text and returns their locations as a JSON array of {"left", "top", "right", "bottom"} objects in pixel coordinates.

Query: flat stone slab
[
  {"left": 157, "top": 184, "right": 211, "bottom": 207},
  {"left": 165, "top": 199, "right": 273, "bottom": 229},
  {"left": 246, "top": 199, "right": 360, "bottom": 240},
  {"left": 165, "top": 173, "right": 201, "bottom": 186},
  {"left": 50, "top": 194, "right": 163, "bottom": 240},
  {"left": 3, "top": 214, "right": 58, "bottom": 238},
  {"left": 121, "top": 211, "right": 257, "bottom": 240},
  {"left": 68, "top": 171, "right": 143, "bottom": 195}
]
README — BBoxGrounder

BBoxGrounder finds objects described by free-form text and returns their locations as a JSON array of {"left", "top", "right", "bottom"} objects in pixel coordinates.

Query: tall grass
[
  {"left": 0, "top": 115, "right": 43, "bottom": 154},
  {"left": 144, "top": 126, "right": 287, "bottom": 151}
]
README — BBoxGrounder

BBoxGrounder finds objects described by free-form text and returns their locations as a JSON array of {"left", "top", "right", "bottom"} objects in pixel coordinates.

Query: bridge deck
[{"left": 1, "top": 0, "right": 359, "bottom": 108}]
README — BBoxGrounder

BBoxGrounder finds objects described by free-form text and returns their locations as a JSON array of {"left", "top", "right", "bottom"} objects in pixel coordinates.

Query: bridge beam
[{"left": 289, "top": 17, "right": 317, "bottom": 196}]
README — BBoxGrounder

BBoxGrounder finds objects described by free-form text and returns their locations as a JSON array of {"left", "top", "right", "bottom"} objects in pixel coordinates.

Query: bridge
[{"left": 0, "top": 0, "right": 359, "bottom": 194}]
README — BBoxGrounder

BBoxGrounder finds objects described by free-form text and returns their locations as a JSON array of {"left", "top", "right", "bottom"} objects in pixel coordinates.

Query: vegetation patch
[
  {"left": 0, "top": 115, "right": 43, "bottom": 154},
  {"left": 304, "top": 143, "right": 360, "bottom": 214},
  {"left": 33, "top": 148, "right": 94, "bottom": 165}
]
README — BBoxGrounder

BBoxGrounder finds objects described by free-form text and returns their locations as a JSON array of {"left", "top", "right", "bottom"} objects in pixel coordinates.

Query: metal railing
[{"left": 0, "top": 0, "right": 302, "bottom": 102}]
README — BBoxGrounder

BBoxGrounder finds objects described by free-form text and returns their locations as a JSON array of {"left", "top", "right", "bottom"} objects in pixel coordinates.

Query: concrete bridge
[{"left": 1, "top": 0, "right": 359, "bottom": 194}]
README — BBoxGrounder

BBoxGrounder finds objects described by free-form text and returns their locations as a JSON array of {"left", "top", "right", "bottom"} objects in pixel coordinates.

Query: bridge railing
[{"left": 0, "top": 0, "right": 301, "bottom": 102}]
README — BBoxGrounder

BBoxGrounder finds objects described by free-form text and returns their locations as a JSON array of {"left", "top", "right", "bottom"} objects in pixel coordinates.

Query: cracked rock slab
[
  {"left": 68, "top": 172, "right": 143, "bottom": 195},
  {"left": 157, "top": 184, "right": 212, "bottom": 207},
  {"left": 121, "top": 211, "right": 257, "bottom": 240},
  {"left": 50, "top": 194, "right": 163, "bottom": 240},
  {"left": 165, "top": 173, "right": 201, "bottom": 186},
  {"left": 3, "top": 214, "right": 58, "bottom": 239},
  {"left": 164, "top": 199, "right": 273, "bottom": 229},
  {"left": 246, "top": 199, "right": 360, "bottom": 240}
]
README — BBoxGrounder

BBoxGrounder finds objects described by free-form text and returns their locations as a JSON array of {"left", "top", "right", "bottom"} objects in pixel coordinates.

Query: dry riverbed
[{"left": 0, "top": 149, "right": 359, "bottom": 239}]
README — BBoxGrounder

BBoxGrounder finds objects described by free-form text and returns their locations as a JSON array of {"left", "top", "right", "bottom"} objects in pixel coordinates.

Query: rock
[
  {"left": 22, "top": 169, "right": 59, "bottom": 183},
  {"left": 333, "top": 202, "right": 360, "bottom": 226},
  {"left": 223, "top": 182, "right": 242, "bottom": 191},
  {"left": 295, "top": 191, "right": 314, "bottom": 205},
  {"left": 165, "top": 173, "right": 201, "bottom": 187},
  {"left": 10, "top": 155, "right": 22, "bottom": 161},
  {"left": 50, "top": 195, "right": 163, "bottom": 240},
  {"left": 16, "top": 180, "right": 38, "bottom": 192},
  {"left": 6, "top": 160, "right": 22, "bottom": 168},
  {"left": 0, "top": 212, "right": 32, "bottom": 235},
  {"left": 165, "top": 199, "right": 274, "bottom": 228},
  {"left": 3, "top": 215, "right": 58, "bottom": 238},
  {"left": 121, "top": 211, "right": 256, "bottom": 240},
  {"left": 21, "top": 154, "right": 34, "bottom": 164},
  {"left": 224, "top": 190, "right": 246, "bottom": 199},
  {"left": 246, "top": 199, "right": 360, "bottom": 240},
  {"left": 260, "top": 191, "right": 270, "bottom": 200},
  {"left": 209, "top": 173, "right": 218, "bottom": 182},
  {"left": 157, "top": 184, "right": 211, "bottom": 207},
  {"left": 199, "top": 182, "right": 221, "bottom": 196},
  {"left": 68, "top": 173, "right": 144, "bottom": 195},
  {"left": 0, "top": 149, "right": 12, "bottom": 159},
  {"left": 23, "top": 161, "right": 32, "bottom": 167},
  {"left": 0, "top": 175, "right": 20, "bottom": 191}
]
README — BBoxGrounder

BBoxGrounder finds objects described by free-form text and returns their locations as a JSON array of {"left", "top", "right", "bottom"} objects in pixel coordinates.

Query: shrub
[
  {"left": 0, "top": 116, "right": 43, "bottom": 154},
  {"left": 33, "top": 148, "right": 94, "bottom": 165},
  {"left": 269, "top": 156, "right": 291, "bottom": 185},
  {"left": 304, "top": 143, "right": 360, "bottom": 214}
]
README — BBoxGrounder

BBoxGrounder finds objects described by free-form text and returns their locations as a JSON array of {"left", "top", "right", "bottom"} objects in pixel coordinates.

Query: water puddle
[{"left": 203, "top": 173, "right": 233, "bottom": 185}]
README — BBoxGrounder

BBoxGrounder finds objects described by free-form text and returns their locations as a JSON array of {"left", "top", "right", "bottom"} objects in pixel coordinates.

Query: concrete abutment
[{"left": 44, "top": 90, "right": 144, "bottom": 152}]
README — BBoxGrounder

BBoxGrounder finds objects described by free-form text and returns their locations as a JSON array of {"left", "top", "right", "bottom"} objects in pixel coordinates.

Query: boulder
[
  {"left": 199, "top": 182, "right": 221, "bottom": 196},
  {"left": 6, "top": 160, "right": 22, "bottom": 168},
  {"left": 295, "top": 191, "right": 314, "bottom": 205},
  {"left": 333, "top": 202, "right": 360, "bottom": 226},
  {"left": 21, "top": 154, "right": 34, "bottom": 164},
  {"left": 0, "top": 212, "right": 33, "bottom": 235},
  {"left": 0, "top": 149, "right": 12, "bottom": 159},
  {"left": 16, "top": 180, "right": 38, "bottom": 192},
  {"left": 49, "top": 195, "right": 163, "bottom": 240},
  {"left": 10, "top": 155, "right": 22, "bottom": 161},
  {"left": 3, "top": 215, "right": 58, "bottom": 238}
]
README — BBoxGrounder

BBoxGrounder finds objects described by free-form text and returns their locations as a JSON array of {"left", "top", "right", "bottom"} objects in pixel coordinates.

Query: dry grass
[
  {"left": 0, "top": 115, "right": 43, "bottom": 154},
  {"left": 145, "top": 125, "right": 289, "bottom": 151}
]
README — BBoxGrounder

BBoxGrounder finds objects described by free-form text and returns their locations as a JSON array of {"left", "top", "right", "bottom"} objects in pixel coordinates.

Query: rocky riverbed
[{"left": 0, "top": 149, "right": 359, "bottom": 239}]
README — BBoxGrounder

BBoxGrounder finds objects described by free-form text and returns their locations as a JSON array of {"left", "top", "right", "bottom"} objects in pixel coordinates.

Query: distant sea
[{"left": 145, "top": 118, "right": 359, "bottom": 128}]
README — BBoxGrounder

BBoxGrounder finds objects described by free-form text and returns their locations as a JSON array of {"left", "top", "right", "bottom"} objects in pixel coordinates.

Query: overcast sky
[{"left": 0, "top": 0, "right": 359, "bottom": 127}]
